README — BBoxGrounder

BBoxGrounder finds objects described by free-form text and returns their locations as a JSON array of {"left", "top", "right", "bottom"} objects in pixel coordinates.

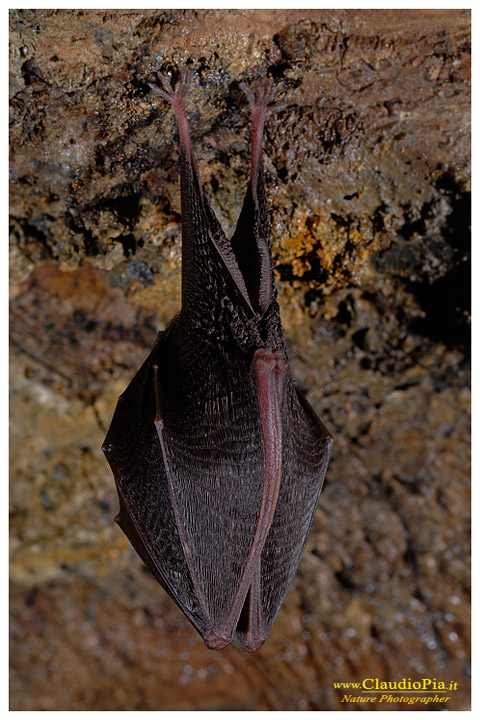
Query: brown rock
[{"left": 10, "top": 8, "right": 470, "bottom": 712}]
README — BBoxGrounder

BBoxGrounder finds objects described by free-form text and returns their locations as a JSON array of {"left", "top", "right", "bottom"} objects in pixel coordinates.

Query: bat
[{"left": 102, "top": 69, "right": 333, "bottom": 652}]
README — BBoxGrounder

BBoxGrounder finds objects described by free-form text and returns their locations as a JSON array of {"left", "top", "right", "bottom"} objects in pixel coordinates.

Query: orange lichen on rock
[{"left": 279, "top": 211, "right": 377, "bottom": 291}]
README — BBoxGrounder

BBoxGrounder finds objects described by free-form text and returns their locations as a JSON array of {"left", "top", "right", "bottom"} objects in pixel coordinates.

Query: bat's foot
[
  {"left": 149, "top": 68, "right": 192, "bottom": 106},
  {"left": 240, "top": 78, "right": 283, "bottom": 196},
  {"left": 241, "top": 78, "right": 287, "bottom": 120},
  {"left": 149, "top": 68, "right": 197, "bottom": 168},
  {"left": 241, "top": 78, "right": 275, "bottom": 111}
]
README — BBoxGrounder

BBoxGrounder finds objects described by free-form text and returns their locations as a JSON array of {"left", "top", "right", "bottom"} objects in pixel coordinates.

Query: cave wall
[{"left": 10, "top": 9, "right": 470, "bottom": 711}]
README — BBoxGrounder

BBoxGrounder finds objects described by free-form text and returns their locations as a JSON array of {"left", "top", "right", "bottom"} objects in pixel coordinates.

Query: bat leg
[
  {"left": 240, "top": 79, "right": 275, "bottom": 196},
  {"left": 149, "top": 68, "right": 198, "bottom": 175},
  {"left": 230, "top": 79, "right": 277, "bottom": 316}
]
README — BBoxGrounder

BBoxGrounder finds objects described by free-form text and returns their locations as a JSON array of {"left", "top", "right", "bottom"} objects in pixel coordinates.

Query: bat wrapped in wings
[{"left": 103, "top": 70, "right": 333, "bottom": 652}]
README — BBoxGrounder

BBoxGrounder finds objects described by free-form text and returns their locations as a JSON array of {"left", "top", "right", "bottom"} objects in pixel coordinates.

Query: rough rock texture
[{"left": 10, "top": 8, "right": 470, "bottom": 711}]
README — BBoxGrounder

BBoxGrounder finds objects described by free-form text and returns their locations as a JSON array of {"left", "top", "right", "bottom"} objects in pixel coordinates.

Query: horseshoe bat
[{"left": 102, "top": 70, "right": 333, "bottom": 652}]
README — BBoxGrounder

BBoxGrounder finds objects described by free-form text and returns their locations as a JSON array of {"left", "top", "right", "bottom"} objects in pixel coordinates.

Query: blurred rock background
[{"left": 10, "top": 8, "right": 470, "bottom": 711}]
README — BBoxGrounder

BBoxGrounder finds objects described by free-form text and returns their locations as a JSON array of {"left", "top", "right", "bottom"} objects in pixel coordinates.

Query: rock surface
[{"left": 10, "top": 8, "right": 470, "bottom": 711}]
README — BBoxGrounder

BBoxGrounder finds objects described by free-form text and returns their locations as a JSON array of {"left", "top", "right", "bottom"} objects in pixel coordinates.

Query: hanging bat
[{"left": 102, "top": 70, "right": 333, "bottom": 652}]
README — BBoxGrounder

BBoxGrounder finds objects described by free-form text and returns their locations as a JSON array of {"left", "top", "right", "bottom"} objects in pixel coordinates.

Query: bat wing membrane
[
  {"left": 251, "top": 379, "right": 333, "bottom": 642},
  {"left": 104, "top": 332, "right": 332, "bottom": 651},
  {"left": 102, "top": 333, "right": 206, "bottom": 634},
  {"left": 154, "top": 346, "right": 269, "bottom": 648}
]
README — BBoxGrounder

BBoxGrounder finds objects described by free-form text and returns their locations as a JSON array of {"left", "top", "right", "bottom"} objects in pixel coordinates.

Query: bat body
[{"left": 103, "top": 72, "right": 333, "bottom": 652}]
